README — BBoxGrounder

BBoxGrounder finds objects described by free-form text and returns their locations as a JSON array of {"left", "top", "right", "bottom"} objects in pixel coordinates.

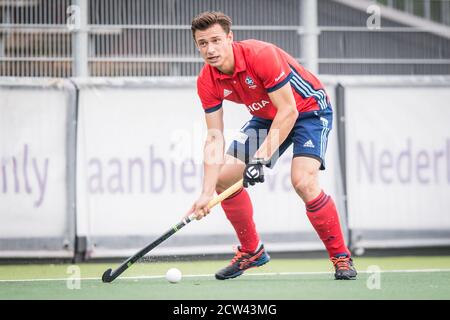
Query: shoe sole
[
  {"left": 215, "top": 254, "right": 270, "bottom": 280},
  {"left": 334, "top": 273, "right": 357, "bottom": 280}
]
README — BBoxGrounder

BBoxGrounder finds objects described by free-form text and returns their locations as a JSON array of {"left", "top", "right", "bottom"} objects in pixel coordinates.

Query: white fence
[{"left": 0, "top": 76, "right": 449, "bottom": 258}]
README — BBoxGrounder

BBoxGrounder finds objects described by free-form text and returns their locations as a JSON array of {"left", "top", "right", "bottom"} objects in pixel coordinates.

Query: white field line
[{"left": 1, "top": 268, "right": 450, "bottom": 283}]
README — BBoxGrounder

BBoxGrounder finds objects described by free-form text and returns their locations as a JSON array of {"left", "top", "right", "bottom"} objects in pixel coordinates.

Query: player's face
[{"left": 195, "top": 24, "right": 233, "bottom": 72}]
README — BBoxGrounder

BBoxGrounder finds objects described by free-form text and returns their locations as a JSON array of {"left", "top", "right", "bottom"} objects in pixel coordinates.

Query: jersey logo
[
  {"left": 224, "top": 89, "right": 233, "bottom": 97},
  {"left": 245, "top": 76, "right": 257, "bottom": 89},
  {"left": 246, "top": 99, "right": 270, "bottom": 112},
  {"left": 275, "top": 71, "right": 285, "bottom": 82}
]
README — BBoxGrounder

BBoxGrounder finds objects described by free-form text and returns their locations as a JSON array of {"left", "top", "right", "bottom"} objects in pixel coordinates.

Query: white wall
[
  {"left": 344, "top": 83, "right": 450, "bottom": 248},
  {"left": 76, "top": 81, "right": 343, "bottom": 256},
  {"left": 2, "top": 77, "right": 449, "bottom": 258},
  {"left": 0, "top": 81, "right": 74, "bottom": 257}
]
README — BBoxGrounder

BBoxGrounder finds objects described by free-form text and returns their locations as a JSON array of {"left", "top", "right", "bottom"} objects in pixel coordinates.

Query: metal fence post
[
  {"left": 72, "top": 0, "right": 88, "bottom": 77},
  {"left": 300, "top": 0, "right": 319, "bottom": 74}
]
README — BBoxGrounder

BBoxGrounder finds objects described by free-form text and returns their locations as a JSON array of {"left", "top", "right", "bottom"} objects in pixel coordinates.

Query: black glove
[{"left": 243, "top": 158, "right": 267, "bottom": 188}]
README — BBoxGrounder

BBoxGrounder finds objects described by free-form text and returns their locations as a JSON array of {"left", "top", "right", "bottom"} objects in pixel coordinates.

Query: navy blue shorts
[{"left": 227, "top": 106, "right": 333, "bottom": 170}]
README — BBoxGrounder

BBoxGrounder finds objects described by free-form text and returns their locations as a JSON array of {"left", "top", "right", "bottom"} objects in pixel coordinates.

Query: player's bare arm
[
  {"left": 243, "top": 82, "right": 298, "bottom": 187},
  {"left": 187, "top": 107, "right": 225, "bottom": 220},
  {"left": 254, "top": 82, "right": 298, "bottom": 161}
]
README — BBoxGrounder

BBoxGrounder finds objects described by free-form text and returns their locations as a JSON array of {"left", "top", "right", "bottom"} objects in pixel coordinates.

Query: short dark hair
[{"left": 191, "top": 11, "right": 232, "bottom": 39}]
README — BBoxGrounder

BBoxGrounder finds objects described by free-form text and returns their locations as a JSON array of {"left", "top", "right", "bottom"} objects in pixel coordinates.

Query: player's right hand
[
  {"left": 243, "top": 158, "right": 267, "bottom": 187},
  {"left": 185, "top": 193, "right": 213, "bottom": 220}
]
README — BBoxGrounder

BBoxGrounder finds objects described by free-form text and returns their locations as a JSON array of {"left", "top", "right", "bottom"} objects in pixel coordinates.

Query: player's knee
[
  {"left": 215, "top": 179, "right": 228, "bottom": 194},
  {"left": 216, "top": 161, "right": 245, "bottom": 194},
  {"left": 291, "top": 170, "right": 318, "bottom": 198}
]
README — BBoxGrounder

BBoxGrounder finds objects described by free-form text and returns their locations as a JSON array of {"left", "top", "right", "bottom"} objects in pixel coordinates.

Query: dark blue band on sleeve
[
  {"left": 204, "top": 103, "right": 223, "bottom": 113},
  {"left": 266, "top": 72, "right": 293, "bottom": 93}
]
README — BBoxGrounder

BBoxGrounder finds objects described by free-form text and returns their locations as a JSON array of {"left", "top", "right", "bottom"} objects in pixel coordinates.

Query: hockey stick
[{"left": 101, "top": 179, "right": 244, "bottom": 283}]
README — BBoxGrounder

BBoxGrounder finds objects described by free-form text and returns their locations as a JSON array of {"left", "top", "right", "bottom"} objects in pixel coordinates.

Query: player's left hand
[
  {"left": 243, "top": 158, "right": 267, "bottom": 188},
  {"left": 185, "top": 193, "right": 213, "bottom": 220}
]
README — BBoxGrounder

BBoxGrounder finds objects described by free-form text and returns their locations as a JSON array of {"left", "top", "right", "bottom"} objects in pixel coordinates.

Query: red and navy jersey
[{"left": 197, "top": 39, "right": 330, "bottom": 120}]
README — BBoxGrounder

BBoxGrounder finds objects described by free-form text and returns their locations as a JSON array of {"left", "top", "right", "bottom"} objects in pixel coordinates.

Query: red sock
[
  {"left": 219, "top": 188, "right": 260, "bottom": 253},
  {"left": 305, "top": 191, "right": 350, "bottom": 258}
]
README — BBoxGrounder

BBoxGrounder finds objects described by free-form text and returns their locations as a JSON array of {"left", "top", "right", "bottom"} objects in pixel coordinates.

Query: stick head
[{"left": 102, "top": 268, "right": 113, "bottom": 283}]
